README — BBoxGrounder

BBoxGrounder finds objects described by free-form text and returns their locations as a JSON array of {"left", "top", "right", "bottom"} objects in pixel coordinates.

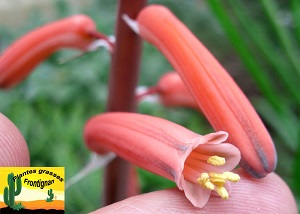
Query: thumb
[
  {"left": 0, "top": 113, "right": 30, "bottom": 166},
  {"left": 92, "top": 168, "right": 297, "bottom": 214}
]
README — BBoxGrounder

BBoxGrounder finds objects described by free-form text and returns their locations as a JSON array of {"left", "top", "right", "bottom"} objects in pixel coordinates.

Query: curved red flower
[
  {"left": 125, "top": 5, "right": 277, "bottom": 178},
  {"left": 84, "top": 112, "right": 240, "bottom": 207}
]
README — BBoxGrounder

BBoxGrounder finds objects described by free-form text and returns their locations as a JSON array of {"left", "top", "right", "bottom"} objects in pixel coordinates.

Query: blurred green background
[{"left": 0, "top": 0, "right": 299, "bottom": 213}]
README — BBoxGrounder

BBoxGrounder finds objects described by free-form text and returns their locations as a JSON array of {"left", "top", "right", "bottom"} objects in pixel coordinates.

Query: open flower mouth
[
  {"left": 175, "top": 136, "right": 241, "bottom": 207},
  {"left": 185, "top": 154, "right": 240, "bottom": 200}
]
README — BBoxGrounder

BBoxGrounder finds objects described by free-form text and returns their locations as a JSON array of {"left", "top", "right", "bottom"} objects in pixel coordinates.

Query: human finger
[
  {"left": 0, "top": 113, "right": 30, "bottom": 166},
  {"left": 91, "top": 168, "right": 297, "bottom": 214}
]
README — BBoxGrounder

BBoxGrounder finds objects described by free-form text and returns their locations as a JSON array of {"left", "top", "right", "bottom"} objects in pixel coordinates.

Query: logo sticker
[{"left": 0, "top": 167, "right": 64, "bottom": 213}]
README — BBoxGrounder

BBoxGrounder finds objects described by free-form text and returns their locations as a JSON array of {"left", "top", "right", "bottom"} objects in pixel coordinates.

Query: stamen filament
[
  {"left": 185, "top": 157, "right": 207, "bottom": 168},
  {"left": 189, "top": 152, "right": 214, "bottom": 161},
  {"left": 183, "top": 165, "right": 203, "bottom": 182},
  {"left": 185, "top": 158, "right": 219, "bottom": 173}
]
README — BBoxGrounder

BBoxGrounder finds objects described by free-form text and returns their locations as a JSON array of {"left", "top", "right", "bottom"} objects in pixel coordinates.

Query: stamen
[
  {"left": 196, "top": 171, "right": 240, "bottom": 199},
  {"left": 209, "top": 172, "right": 226, "bottom": 180},
  {"left": 209, "top": 172, "right": 227, "bottom": 185},
  {"left": 197, "top": 173, "right": 214, "bottom": 190},
  {"left": 223, "top": 171, "right": 240, "bottom": 182},
  {"left": 215, "top": 185, "right": 229, "bottom": 199},
  {"left": 207, "top": 155, "right": 225, "bottom": 166}
]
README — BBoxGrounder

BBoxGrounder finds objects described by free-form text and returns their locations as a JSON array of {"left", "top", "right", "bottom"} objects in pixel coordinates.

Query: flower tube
[
  {"left": 127, "top": 5, "right": 277, "bottom": 178},
  {"left": 137, "top": 72, "right": 199, "bottom": 109},
  {"left": 0, "top": 14, "right": 112, "bottom": 88},
  {"left": 84, "top": 112, "right": 241, "bottom": 208}
]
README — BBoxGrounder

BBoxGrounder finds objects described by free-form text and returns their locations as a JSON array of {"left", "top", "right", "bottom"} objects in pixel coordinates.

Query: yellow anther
[
  {"left": 223, "top": 171, "right": 240, "bottom": 183},
  {"left": 215, "top": 185, "right": 229, "bottom": 199},
  {"left": 200, "top": 172, "right": 210, "bottom": 180},
  {"left": 208, "top": 172, "right": 227, "bottom": 185},
  {"left": 209, "top": 178, "right": 226, "bottom": 185},
  {"left": 203, "top": 181, "right": 215, "bottom": 190},
  {"left": 208, "top": 172, "right": 227, "bottom": 180},
  {"left": 207, "top": 155, "right": 225, "bottom": 166},
  {"left": 196, "top": 171, "right": 240, "bottom": 200},
  {"left": 197, "top": 173, "right": 214, "bottom": 190}
]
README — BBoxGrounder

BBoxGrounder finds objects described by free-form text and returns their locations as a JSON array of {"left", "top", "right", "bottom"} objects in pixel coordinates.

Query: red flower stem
[{"left": 103, "top": 0, "right": 147, "bottom": 206}]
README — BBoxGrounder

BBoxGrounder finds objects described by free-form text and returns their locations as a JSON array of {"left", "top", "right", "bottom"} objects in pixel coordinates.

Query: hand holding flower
[{"left": 0, "top": 113, "right": 296, "bottom": 213}]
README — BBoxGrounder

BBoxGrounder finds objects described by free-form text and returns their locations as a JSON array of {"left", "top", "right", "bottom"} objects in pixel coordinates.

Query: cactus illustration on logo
[
  {"left": 46, "top": 188, "right": 54, "bottom": 202},
  {"left": 3, "top": 173, "right": 23, "bottom": 210}
]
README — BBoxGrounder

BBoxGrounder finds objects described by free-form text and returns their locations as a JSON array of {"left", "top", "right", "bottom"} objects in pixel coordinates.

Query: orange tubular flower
[
  {"left": 137, "top": 72, "right": 199, "bottom": 109},
  {"left": 127, "top": 5, "right": 276, "bottom": 178},
  {"left": 84, "top": 112, "right": 241, "bottom": 208},
  {"left": 0, "top": 14, "right": 112, "bottom": 88}
]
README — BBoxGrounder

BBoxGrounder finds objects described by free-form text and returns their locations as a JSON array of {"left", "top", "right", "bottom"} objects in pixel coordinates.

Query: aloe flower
[
  {"left": 124, "top": 5, "right": 277, "bottom": 178},
  {"left": 0, "top": 15, "right": 112, "bottom": 88},
  {"left": 84, "top": 112, "right": 240, "bottom": 208},
  {"left": 137, "top": 72, "right": 199, "bottom": 109}
]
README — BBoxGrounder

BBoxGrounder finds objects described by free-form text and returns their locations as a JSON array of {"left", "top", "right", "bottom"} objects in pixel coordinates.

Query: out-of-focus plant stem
[{"left": 103, "top": 0, "right": 147, "bottom": 206}]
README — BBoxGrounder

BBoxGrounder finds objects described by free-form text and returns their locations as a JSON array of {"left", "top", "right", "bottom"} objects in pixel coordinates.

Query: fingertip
[
  {"left": 0, "top": 113, "right": 30, "bottom": 166},
  {"left": 92, "top": 169, "right": 297, "bottom": 214},
  {"left": 229, "top": 168, "right": 298, "bottom": 214}
]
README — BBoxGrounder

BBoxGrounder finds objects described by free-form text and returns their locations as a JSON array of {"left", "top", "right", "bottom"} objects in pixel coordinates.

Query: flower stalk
[{"left": 103, "top": 0, "right": 147, "bottom": 205}]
